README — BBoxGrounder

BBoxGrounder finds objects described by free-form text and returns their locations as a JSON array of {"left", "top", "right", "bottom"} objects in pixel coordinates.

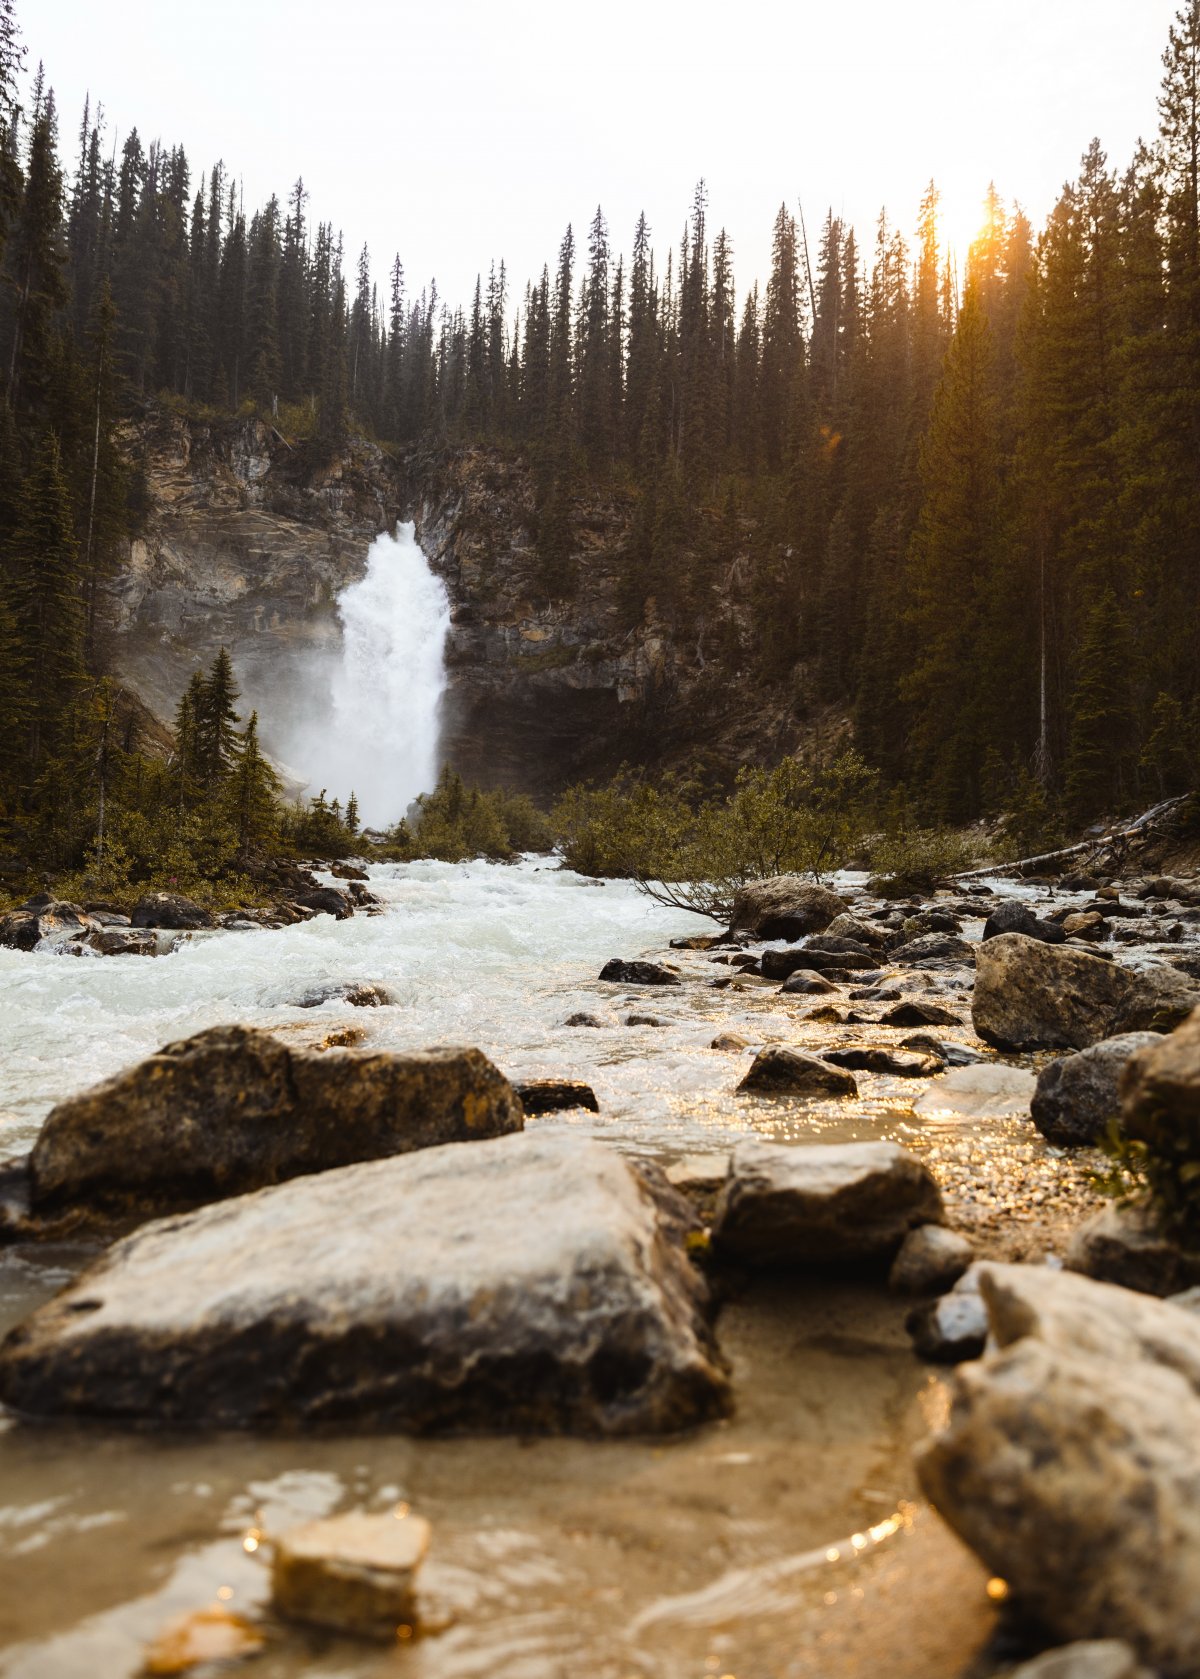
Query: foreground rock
[
  {"left": 736, "top": 1047, "right": 857, "bottom": 1098},
  {"left": 28, "top": 1026, "right": 523, "bottom": 1217},
  {"left": 906, "top": 1268, "right": 989, "bottom": 1362},
  {"left": 713, "top": 1139, "right": 942, "bottom": 1266},
  {"left": 0, "top": 1133, "right": 730, "bottom": 1433},
  {"left": 272, "top": 1509, "right": 431, "bottom": 1638},
  {"left": 1008, "top": 1645, "right": 1151, "bottom": 1679},
  {"left": 1031, "top": 1033, "right": 1160, "bottom": 1146},
  {"left": 1119, "top": 1003, "right": 1200, "bottom": 1134},
  {"left": 973, "top": 933, "right": 1200, "bottom": 1049},
  {"left": 917, "top": 1337, "right": 1200, "bottom": 1673},
  {"left": 728, "top": 876, "right": 845, "bottom": 939}
]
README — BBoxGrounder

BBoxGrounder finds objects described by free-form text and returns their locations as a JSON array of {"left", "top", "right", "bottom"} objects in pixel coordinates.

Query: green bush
[
  {"left": 866, "top": 824, "right": 974, "bottom": 897},
  {"left": 385, "top": 768, "right": 555, "bottom": 863}
]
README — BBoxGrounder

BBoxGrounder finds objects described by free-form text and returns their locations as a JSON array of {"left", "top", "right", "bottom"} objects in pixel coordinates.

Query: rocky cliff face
[{"left": 104, "top": 412, "right": 818, "bottom": 797}]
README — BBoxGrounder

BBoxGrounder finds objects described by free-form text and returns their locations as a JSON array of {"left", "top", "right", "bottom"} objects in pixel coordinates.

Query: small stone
[
  {"left": 889, "top": 1225, "right": 974, "bottom": 1294},
  {"left": 598, "top": 959, "right": 680, "bottom": 986},
  {"left": 564, "top": 1012, "right": 606, "bottom": 1028},
  {"left": 879, "top": 1000, "right": 963, "bottom": 1028},
  {"left": 906, "top": 1269, "right": 989, "bottom": 1362},
  {"left": 805, "top": 1006, "right": 844, "bottom": 1024},
  {"left": 898, "top": 1034, "right": 988, "bottom": 1067},
  {"left": 514, "top": 1079, "right": 599, "bottom": 1115},
  {"left": 1062, "top": 911, "right": 1106, "bottom": 940},
  {"left": 821, "top": 1046, "right": 942, "bottom": 1078},
  {"left": 271, "top": 1509, "right": 431, "bottom": 1639},
  {"left": 736, "top": 1046, "right": 858, "bottom": 1098},
  {"left": 142, "top": 1605, "right": 265, "bottom": 1673},
  {"left": 780, "top": 971, "right": 839, "bottom": 995},
  {"left": 710, "top": 1032, "right": 749, "bottom": 1052},
  {"left": 625, "top": 1013, "right": 667, "bottom": 1026}
]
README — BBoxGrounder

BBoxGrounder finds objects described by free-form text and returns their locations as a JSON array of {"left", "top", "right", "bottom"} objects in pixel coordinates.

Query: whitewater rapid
[{"left": 280, "top": 523, "right": 451, "bottom": 826}]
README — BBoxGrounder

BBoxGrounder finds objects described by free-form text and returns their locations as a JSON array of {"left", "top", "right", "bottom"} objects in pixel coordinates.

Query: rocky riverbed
[{"left": 1, "top": 856, "right": 1199, "bottom": 1676}]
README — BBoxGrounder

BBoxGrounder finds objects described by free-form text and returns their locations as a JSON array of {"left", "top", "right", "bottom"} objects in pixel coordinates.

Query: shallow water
[{"left": 0, "top": 858, "right": 1134, "bottom": 1676}]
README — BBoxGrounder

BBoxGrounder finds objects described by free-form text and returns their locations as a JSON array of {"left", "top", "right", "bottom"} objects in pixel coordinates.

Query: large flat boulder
[
  {"left": 728, "top": 876, "right": 846, "bottom": 939},
  {"left": 916, "top": 1338, "right": 1200, "bottom": 1673},
  {"left": 0, "top": 1133, "right": 730, "bottom": 1434},
  {"left": 972, "top": 934, "right": 1200, "bottom": 1050},
  {"left": 1031, "top": 1033, "right": 1161, "bottom": 1146},
  {"left": 28, "top": 1025, "right": 524, "bottom": 1217},
  {"left": 712, "top": 1138, "right": 942, "bottom": 1266}
]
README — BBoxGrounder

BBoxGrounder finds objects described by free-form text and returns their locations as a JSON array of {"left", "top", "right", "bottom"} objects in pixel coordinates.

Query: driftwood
[{"left": 952, "top": 794, "right": 1193, "bottom": 883}]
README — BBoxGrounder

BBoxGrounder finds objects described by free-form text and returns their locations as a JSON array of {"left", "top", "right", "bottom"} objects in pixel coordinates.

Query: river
[{"left": 0, "top": 858, "right": 1017, "bottom": 1677}]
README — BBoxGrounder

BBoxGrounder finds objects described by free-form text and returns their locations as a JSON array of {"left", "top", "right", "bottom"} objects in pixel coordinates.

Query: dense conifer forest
[{"left": 1, "top": 0, "right": 1198, "bottom": 884}]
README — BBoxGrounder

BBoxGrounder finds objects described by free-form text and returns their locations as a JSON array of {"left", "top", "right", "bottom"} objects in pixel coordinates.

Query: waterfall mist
[{"left": 273, "top": 523, "right": 451, "bottom": 827}]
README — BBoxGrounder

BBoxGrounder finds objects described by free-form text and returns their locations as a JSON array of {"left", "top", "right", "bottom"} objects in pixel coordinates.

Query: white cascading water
[{"left": 295, "top": 522, "right": 451, "bottom": 826}]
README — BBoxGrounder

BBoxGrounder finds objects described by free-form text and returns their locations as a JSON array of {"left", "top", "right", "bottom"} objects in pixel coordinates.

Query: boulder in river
[
  {"left": 296, "top": 981, "right": 395, "bottom": 1008},
  {"left": 972, "top": 933, "right": 1200, "bottom": 1050},
  {"left": 1066, "top": 1200, "right": 1200, "bottom": 1298},
  {"left": 290, "top": 886, "right": 354, "bottom": 920},
  {"left": 728, "top": 876, "right": 846, "bottom": 940},
  {"left": 514, "top": 1079, "right": 600, "bottom": 1115},
  {"left": 821, "top": 1045, "right": 942, "bottom": 1078},
  {"left": 916, "top": 1337, "right": 1200, "bottom": 1672},
  {"left": 890, "top": 932, "right": 976, "bottom": 966},
  {"left": 271, "top": 1509, "right": 431, "bottom": 1638},
  {"left": 879, "top": 999, "right": 963, "bottom": 1028},
  {"left": 0, "top": 1133, "right": 731, "bottom": 1435},
  {"left": 779, "top": 971, "right": 839, "bottom": 995},
  {"left": 1030, "top": 1033, "right": 1160, "bottom": 1146},
  {"left": 712, "top": 1138, "right": 942, "bottom": 1266},
  {"left": 982, "top": 898, "right": 1066, "bottom": 944},
  {"left": 598, "top": 958, "right": 680, "bottom": 986},
  {"left": 28, "top": 1025, "right": 524, "bottom": 1217},
  {"left": 0, "top": 898, "right": 94, "bottom": 951},
  {"left": 129, "top": 891, "right": 218, "bottom": 930},
  {"left": 1118, "top": 1003, "right": 1200, "bottom": 1133},
  {"left": 736, "top": 1046, "right": 858, "bottom": 1098}
]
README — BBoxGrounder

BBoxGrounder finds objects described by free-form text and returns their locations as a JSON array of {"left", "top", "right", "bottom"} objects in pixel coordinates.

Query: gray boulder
[
  {"left": 890, "top": 933, "right": 976, "bottom": 966},
  {"left": 0, "top": 899, "right": 95, "bottom": 951},
  {"left": 736, "top": 1046, "right": 857, "bottom": 1098},
  {"left": 728, "top": 876, "right": 846, "bottom": 939},
  {"left": 712, "top": 1138, "right": 942, "bottom": 1266},
  {"left": 982, "top": 898, "right": 1066, "bottom": 944},
  {"left": 129, "top": 891, "right": 218, "bottom": 930},
  {"left": 1031, "top": 1033, "right": 1161, "bottom": 1146},
  {"left": 28, "top": 1025, "right": 523, "bottom": 1218},
  {"left": 973, "top": 934, "right": 1200, "bottom": 1050},
  {"left": 0, "top": 1134, "right": 730, "bottom": 1435},
  {"left": 888, "top": 1224, "right": 974, "bottom": 1294},
  {"left": 916, "top": 1337, "right": 1200, "bottom": 1673},
  {"left": 879, "top": 999, "right": 963, "bottom": 1027},
  {"left": 1066, "top": 1201, "right": 1200, "bottom": 1298},
  {"left": 598, "top": 959, "right": 680, "bottom": 986}
]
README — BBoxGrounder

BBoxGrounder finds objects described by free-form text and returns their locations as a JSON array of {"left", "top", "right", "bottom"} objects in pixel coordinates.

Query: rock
[
  {"left": 916, "top": 1337, "right": 1200, "bottom": 1672},
  {"left": 762, "top": 946, "right": 876, "bottom": 979},
  {"left": 0, "top": 1134, "right": 731, "bottom": 1434},
  {"left": 780, "top": 971, "right": 839, "bottom": 995},
  {"left": 899, "top": 1034, "right": 988, "bottom": 1067},
  {"left": 972, "top": 934, "right": 1200, "bottom": 1050},
  {"left": 736, "top": 1047, "right": 858, "bottom": 1099},
  {"left": 824, "top": 912, "right": 890, "bottom": 948},
  {"left": 598, "top": 959, "right": 680, "bottom": 986},
  {"left": 712, "top": 1138, "right": 942, "bottom": 1266},
  {"left": 912, "top": 1062, "right": 1037, "bottom": 1121},
  {"left": 1030, "top": 1033, "right": 1161, "bottom": 1146},
  {"left": 1170, "top": 1285, "right": 1200, "bottom": 1315},
  {"left": 878, "top": 1000, "right": 963, "bottom": 1028},
  {"left": 625, "top": 1013, "right": 667, "bottom": 1026},
  {"left": 291, "top": 886, "right": 354, "bottom": 920},
  {"left": 514, "top": 1079, "right": 599, "bottom": 1115},
  {"left": 1119, "top": 1003, "right": 1200, "bottom": 1134},
  {"left": 906, "top": 1268, "right": 989, "bottom": 1362},
  {"left": 975, "top": 1260, "right": 1200, "bottom": 1393},
  {"left": 0, "top": 899, "right": 95, "bottom": 951},
  {"left": 670, "top": 933, "right": 723, "bottom": 950},
  {"left": 142, "top": 1605, "right": 265, "bottom": 1672},
  {"left": 663, "top": 1153, "right": 730, "bottom": 1196},
  {"left": 982, "top": 898, "right": 1066, "bottom": 944},
  {"left": 297, "top": 981, "right": 394, "bottom": 1008},
  {"left": 75, "top": 925, "right": 159, "bottom": 957},
  {"left": 889, "top": 1225, "right": 974, "bottom": 1294},
  {"left": 1006, "top": 1644, "right": 1152, "bottom": 1679},
  {"left": 28, "top": 1026, "right": 524, "bottom": 1217},
  {"left": 849, "top": 985, "right": 902, "bottom": 1001},
  {"left": 803, "top": 933, "right": 878, "bottom": 960},
  {"left": 728, "top": 876, "right": 846, "bottom": 940},
  {"left": 890, "top": 933, "right": 976, "bottom": 965},
  {"left": 805, "top": 1005, "right": 844, "bottom": 1024},
  {"left": 564, "top": 1011, "right": 606, "bottom": 1027},
  {"left": 1062, "top": 910, "right": 1107, "bottom": 941},
  {"left": 1066, "top": 1201, "right": 1200, "bottom": 1297},
  {"left": 271, "top": 1509, "right": 431, "bottom": 1638},
  {"left": 129, "top": 891, "right": 218, "bottom": 930},
  {"left": 710, "top": 1031, "right": 749, "bottom": 1052},
  {"left": 821, "top": 1046, "right": 942, "bottom": 1078}
]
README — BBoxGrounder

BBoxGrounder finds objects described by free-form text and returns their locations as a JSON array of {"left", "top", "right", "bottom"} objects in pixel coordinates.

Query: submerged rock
[
  {"left": 728, "top": 876, "right": 846, "bottom": 940},
  {"left": 514, "top": 1079, "right": 600, "bottom": 1115},
  {"left": 912, "top": 1062, "right": 1036, "bottom": 1121},
  {"left": 598, "top": 959, "right": 680, "bottom": 986},
  {"left": 712, "top": 1138, "right": 942, "bottom": 1266},
  {"left": 973, "top": 934, "right": 1200, "bottom": 1050},
  {"left": 28, "top": 1026, "right": 523, "bottom": 1217},
  {"left": 0, "top": 1134, "right": 730, "bottom": 1435},
  {"left": 916, "top": 1337, "right": 1200, "bottom": 1672},
  {"left": 736, "top": 1046, "right": 858, "bottom": 1098},
  {"left": 271, "top": 1509, "right": 431, "bottom": 1638},
  {"left": 296, "top": 981, "right": 395, "bottom": 1008},
  {"left": 1031, "top": 1033, "right": 1160, "bottom": 1146},
  {"left": 129, "top": 891, "right": 218, "bottom": 930}
]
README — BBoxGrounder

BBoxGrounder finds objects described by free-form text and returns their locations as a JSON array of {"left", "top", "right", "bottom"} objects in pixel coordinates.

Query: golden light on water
[
  {"left": 986, "top": 1577, "right": 1010, "bottom": 1602},
  {"left": 216, "top": 1586, "right": 233, "bottom": 1602},
  {"left": 242, "top": 1528, "right": 262, "bottom": 1554},
  {"left": 394, "top": 1501, "right": 411, "bottom": 1520}
]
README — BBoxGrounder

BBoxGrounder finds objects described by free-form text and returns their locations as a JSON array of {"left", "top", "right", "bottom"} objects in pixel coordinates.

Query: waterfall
[{"left": 292, "top": 522, "right": 451, "bottom": 826}]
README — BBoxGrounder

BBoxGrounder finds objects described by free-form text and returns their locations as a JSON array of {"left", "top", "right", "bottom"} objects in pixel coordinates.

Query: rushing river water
[{"left": 0, "top": 859, "right": 1025, "bottom": 1678}]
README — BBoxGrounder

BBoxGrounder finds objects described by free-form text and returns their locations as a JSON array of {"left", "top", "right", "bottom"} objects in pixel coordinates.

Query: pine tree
[
  {"left": 226, "top": 710, "right": 280, "bottom": 850},
  {"left": 196, "top": 648, "right": 241, "bottom": 789},
  {"left": 9, "top": 433, "right": 84, "bottom": 769}
]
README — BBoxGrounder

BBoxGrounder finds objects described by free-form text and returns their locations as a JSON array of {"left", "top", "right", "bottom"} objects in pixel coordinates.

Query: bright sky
[{"left": 28, "top": 0, "right": 1181, "bottom": 313}]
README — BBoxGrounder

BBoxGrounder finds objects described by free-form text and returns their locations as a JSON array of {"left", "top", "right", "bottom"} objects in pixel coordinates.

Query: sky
[{"left": 26, "top": 0, "right": 1183, "bottom": 314}]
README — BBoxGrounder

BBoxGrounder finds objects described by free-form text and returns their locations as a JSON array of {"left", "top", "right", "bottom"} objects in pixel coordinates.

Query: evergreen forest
[{"left": 1, "top": 0, "right": 1199, "bottom": 885}]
